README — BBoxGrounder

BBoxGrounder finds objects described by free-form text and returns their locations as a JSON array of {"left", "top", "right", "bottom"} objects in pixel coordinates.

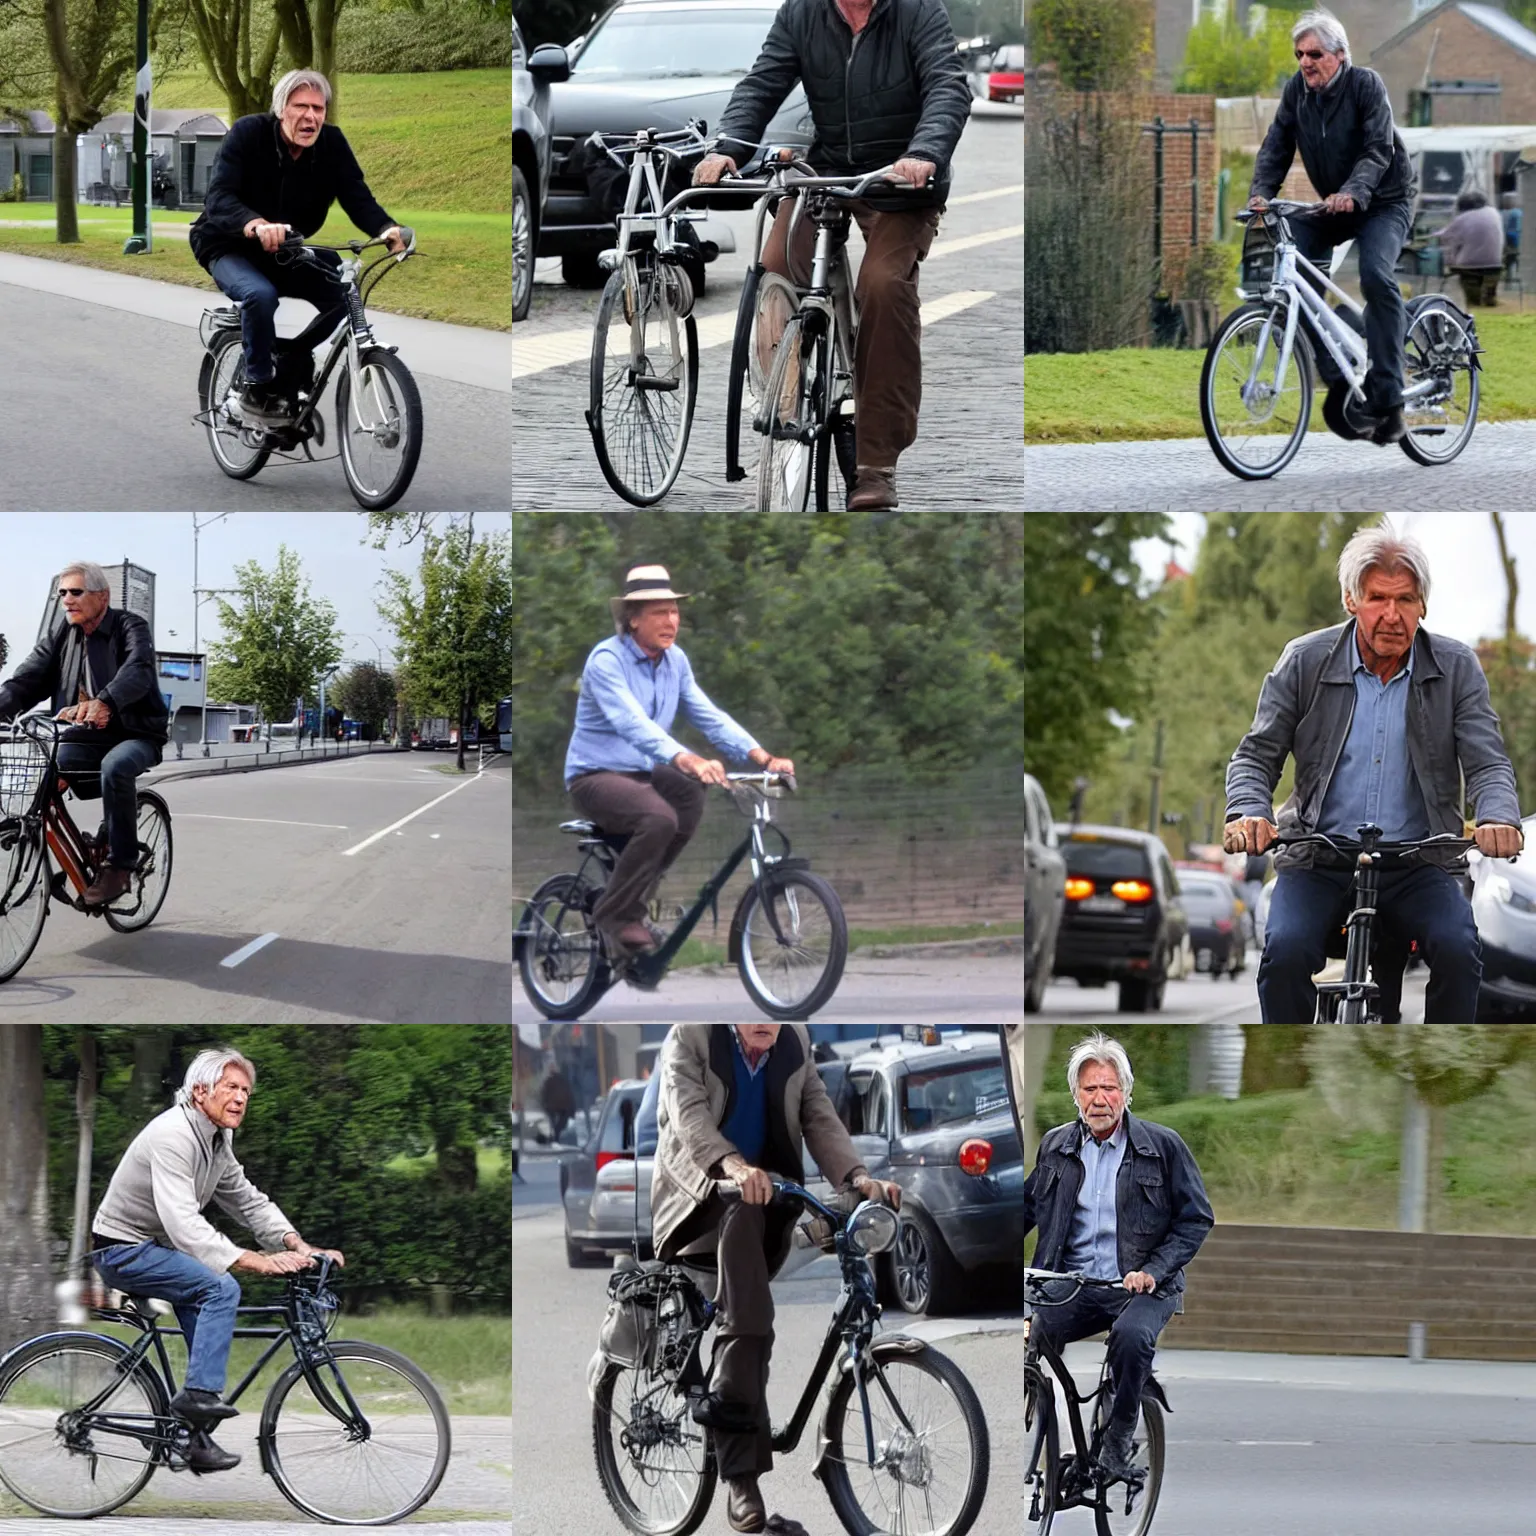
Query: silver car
[{"left": 513, "top": 17, "right": 564, "bottom": 321}]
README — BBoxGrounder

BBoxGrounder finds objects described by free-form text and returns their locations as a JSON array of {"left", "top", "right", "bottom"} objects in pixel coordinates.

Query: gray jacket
[{"left": 1226, "top": 622, "right": 1520, "bottom": 871}]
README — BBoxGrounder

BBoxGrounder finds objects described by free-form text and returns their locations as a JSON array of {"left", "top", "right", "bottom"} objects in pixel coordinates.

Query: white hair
[
  {"left": 176, "top": 1048, "right": 258, "bottom": 1107},
  {"left": 1337, "top": 523, "right": 1431, "bottom": 611},
  {"left": 1292, "top": 10, "right": 1351, "bottom": 64},
  {"left": 272, "top": 69, "right": 332, "bottom": 116},
  {"left": 1066, "top": 1032, "right": 1134, "bottom": 1104},
  {"left": 58, "top": 561, "right": 110, "bottom": 594}
]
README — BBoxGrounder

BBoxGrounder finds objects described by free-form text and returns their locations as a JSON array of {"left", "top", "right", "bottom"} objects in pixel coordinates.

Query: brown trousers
[
  {"left": 761, "top": 196, "right": 943, "bottom": 469},
  {"left": 708, "top": 1199, "right": 780, "bottom": 1480},
  {"left": 566, "top": 765, "right": 705, "bottom": 936}
]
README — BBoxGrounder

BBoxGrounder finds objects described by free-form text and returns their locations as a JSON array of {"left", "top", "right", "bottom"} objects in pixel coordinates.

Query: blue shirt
[
  {"left": 1062, "top": 1118, "right": 1127, "bottom": 1282},
  {"left": 719, "top": 1030, "right": 770, "bottom": 1165},
  {"left": 564, "top": 634, "right": 761, "bottom": 787},
  {"left": 1318, "top": 637, "right": 1431, "bottom": 844}
]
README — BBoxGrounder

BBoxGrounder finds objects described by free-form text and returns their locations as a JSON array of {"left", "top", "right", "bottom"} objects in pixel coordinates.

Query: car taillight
[
  {"left": 595, "top": 1151, "right": 633, "bottom": 1171},
  {"left": 1111, "top": 880, "right": 1154, "bottom": 903},
  {"left": 1215, "top": 917, "right": 1233, "bottom": 933},
  {"left": 1064, "top": 877, "right": 1095, "bottom": 900},
  {"left": 958, "top": 1139, "right": 993, "bottom": 1176}
]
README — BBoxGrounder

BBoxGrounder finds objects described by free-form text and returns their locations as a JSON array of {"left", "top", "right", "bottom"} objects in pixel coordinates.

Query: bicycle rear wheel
[
  {"left": 1091, "top": 1392, "right": 1163, "bottom": 1536},
  {"left": 0, "top": 821, "right": 49, "bottom": 985},
  {"left": 518, "top": 872, "right": 612, "bottom": 1018},
  {"left": 1200, "top": 301, "right": 1314, "bottom": 479},
  {"left": 201, "top": 332, "right": 271, "bottom": 480},
  {"left": 263, "top": 1339, "right": 451, "bottom": 1525},
  {"left": 103, "top": 793, "right": 173, "bottom": 934},
  {"left": 1399, "top": 296, "right": 1480, "bottom": 465},
  {"left": 820, "top": 1342, "right": 990, "bottom": 1536},
  {"left": 1025, "top": 1369, "right": 1057, "bottom": 1536},
  {"left": 337, "top": 347, "right": 424, "bottom": 511},
  {"left": 734, "top": 868, "right": 847, "bottom": 1019}
]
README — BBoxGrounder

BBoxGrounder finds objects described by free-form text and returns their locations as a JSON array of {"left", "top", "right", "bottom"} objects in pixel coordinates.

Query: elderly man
[
  {"left": 190, "top": 69, "right": 404, "bottom": 420},
  {"left": 1225, "top": 525, "right": 1523, "bottom": 1023},
  {"left": 1023, "top": 1033, "right": 1213, "bottom": 1485},
  {"left": 565, "top": 564, "right": 794, "bottom": 960},
  {"left": 652, "top": 1024, "right": 900, "bottom": 1535},
  {"left": 1248, "top": 9, "right": 1417, "bottom": 444},
  {"left": 89, "top": 1048, "right": 343, "bottom": 1473},
  {"left": 0, "top": 561, "right": 168, "bottom": 907}
]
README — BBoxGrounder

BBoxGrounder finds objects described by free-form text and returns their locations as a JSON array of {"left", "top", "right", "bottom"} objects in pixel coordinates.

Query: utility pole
[
  {"left": 123, "top": 0, "right": 151, "bottom": 254},
  {"left": 1147, "top": 718, "right": 1166, "bottom": 836},
  {"left": 192, "top": 515, "right": 231, "bottom": 753}
]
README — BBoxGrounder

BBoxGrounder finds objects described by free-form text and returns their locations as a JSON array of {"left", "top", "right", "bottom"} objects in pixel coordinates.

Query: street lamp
[
  {"left": 123, "top": 0, "right": 151, "bottom": 255},
  {"left": 191, "top": 514, "right": 233, "bottom": 753}
]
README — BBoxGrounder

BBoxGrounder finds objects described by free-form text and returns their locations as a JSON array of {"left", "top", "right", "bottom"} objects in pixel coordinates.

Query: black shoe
[
  {"left": 185, "top": 1431, "right": 242, "bottom": 1474},
  {"left": 169, "top": 1387, "right": 239, "bottom": 1425},
  {"left": 1371, "top": 405, "right": 1406, "bottom": 445},
  {"left": 1096, "top": 1426, "right": 1142, "bottom": 1485},
  {"left": 691, "top": 1393, "right": 760, "bottom": 1433},
  {"left": 239, "top": 381, "right": 287, "bottom": 420}
]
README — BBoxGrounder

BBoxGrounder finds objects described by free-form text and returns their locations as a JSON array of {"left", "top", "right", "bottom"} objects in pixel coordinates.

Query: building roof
[
  {"left": 1459, "top": 3, "right": 1536, "bottom": 64},
  {"left": 91, "top": 109, "right": 226, "bottom": 136},
  {"left": 0, "top": 110, "right": 56, "bottom": 135}
]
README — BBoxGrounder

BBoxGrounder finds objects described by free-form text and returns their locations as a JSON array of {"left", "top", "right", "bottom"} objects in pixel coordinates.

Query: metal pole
[
  {"left": 123, "top": 0, "right": 151, "bottom": 254},
  {"left": 1152, "top": 116, "right": 1165, "bottom": 273},
  {"left": 1147, "top": 718, "right": 1165, "bottom": 835},
  {"left": 1189, "top": 118, "right": 1200, "bottom": 248}
]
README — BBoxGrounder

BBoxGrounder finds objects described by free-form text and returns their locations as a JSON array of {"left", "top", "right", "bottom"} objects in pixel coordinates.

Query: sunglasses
[
  {"left": 57, "top": 587, "right": 88, "bottom": 598},
  {"left": 1295, "top": 48, "right": 1326, "bottom": 60}
]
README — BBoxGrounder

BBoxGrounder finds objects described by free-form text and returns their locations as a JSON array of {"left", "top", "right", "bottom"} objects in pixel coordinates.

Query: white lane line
[
  {"left": 341, "top": 770, "right": 486, "bottom": 857},
  {"left": 947, "top": 183, "right": 1023, "bottom": 206},
  {"left": 178, "top": 814, "right": 349, "bottom": 829},
  {"left": 921, "top": 289, "right": 994, "bottom": 326},
  {"left": 927, "top": 224, "right": 1023, "bottom": 260},
  {"left": 220, "top": 932, "right": 280, "bottom": 969}
]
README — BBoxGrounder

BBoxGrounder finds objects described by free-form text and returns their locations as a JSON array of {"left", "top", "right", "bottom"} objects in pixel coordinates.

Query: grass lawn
[
  {"left": 672, "top": 919, "right": 1024, "bottom": 971},
  {"left": 1025, "top": 309, "right": 1536, "bottom": 443}
]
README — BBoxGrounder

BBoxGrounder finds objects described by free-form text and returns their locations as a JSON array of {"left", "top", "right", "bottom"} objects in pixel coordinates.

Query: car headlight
[{"left": 846, "top": 1201, "right": 898, "bottom": 1256}]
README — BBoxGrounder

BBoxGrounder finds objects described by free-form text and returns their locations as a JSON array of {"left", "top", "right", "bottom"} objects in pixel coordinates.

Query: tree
[
  {"left": 183, "top": 0, "right": 350, "bottom": 123},
  {"left": 521, "top": 0, "right": 597, "bottom": 47},
  {"left": 330, "top": 660, "right": 396, "bottom": 739},
  {"left": 1027, "top": 0, "right": 1152, "bottom": 92},
  {"left": 206, "top": 545, "right": 343, "bottom": 725},
  {"left": 1177, "top": 11, "right": 1296, "bottom": 96},
  {"left": 0, "top": 1026, "right": 52, "bottom": 1354}
]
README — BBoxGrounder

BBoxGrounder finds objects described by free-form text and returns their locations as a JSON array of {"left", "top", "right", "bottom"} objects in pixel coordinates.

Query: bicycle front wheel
[
  {"left": 1024, "top": 1368, "right": 1057, "bottom": 1536},
  {"left": 104, "top": 793, "right": 173, "bottom": 934},
  {"left": 589, "top": 256, "right": 698, "bottom": 505},
  {"left": 201, "top": 331, "right": 271, "bottom": 480},
  {"left": 1200, "top": 301, "right": 1314, "bottom": 479},
  {"left": 821, "top": 1343, "right": 990, "bottom": 1536},
  {"left": 337, "top": 347, "right": 424, "bottom": 511},
  {"left": 734, "top": 868, "right": 847, "bottom": 1019},
  {"left": 0, "top": 1332, "right": 164, "bottom": 1518},
  {"left": 0, "top": 821, "right": 49, "bottom": 985},
  {"left": 263, "top": 1339, "right": 451, "bottom": 1525},
  {"left": 517, "top": 872, "right": 612, "bottom": 1019},
  {"left": 592, "top": 1357, "right": 715, "bottom": 1536},
  {"left": 1400, "top": 296, "right": 1480, "bottom": 465},
  {"left": 1092, "top": 1394, "right": 1164, "bottom": 1536},
  {"left": 757, "top": 312, "right": 826, "bottom": 512}
]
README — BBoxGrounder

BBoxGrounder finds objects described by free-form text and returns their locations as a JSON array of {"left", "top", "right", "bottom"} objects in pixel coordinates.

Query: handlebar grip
[
  {"left": 780, "top": 773, "right": 797, "bottom": 794},
  {"left": 396, "top": 225, "right": 415, "bottom": 248}
]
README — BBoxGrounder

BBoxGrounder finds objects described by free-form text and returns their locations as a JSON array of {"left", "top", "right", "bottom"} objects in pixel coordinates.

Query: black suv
[{"left": 1052, "top": 824, "right": 1191, "bottom": 1012}]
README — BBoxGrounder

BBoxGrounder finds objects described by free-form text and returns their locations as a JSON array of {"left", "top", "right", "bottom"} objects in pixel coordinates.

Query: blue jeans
[
  {"left": 92, "top": 1241, "right": 241, "bottom": 1394},
  {"left": 207, "top": 249, "right": 344, "bottom": 386},
  {"left": 1259, "top": 862, "right": 1482, "bottom": 1023},
  {"left": 56, "top": 734, "right": 159, "bottom": 869}
]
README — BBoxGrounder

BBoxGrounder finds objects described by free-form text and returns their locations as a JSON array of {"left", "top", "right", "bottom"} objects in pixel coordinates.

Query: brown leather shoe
[
  {"left": 82, "top": 867, "right": 133, "bottom": 907},
  {"left": 726, "top": 1476, "right": 767, "bottom": 1534},
  {"left": 846, "top": 465, "right": 899, "bottom": 510}
]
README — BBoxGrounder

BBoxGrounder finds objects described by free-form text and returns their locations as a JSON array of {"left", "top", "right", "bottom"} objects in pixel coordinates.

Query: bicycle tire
[
  {"left": 0, "top": 823, "right": 49, "bottom": 984},
  {"left": 1092, "top": 1396, "right": 1164, "bottom": 1536},
  {"left": 1200, "top": 300, "right": 1314, "bottom": 480},
  {"left": 725, "top": 263, "right": 763, "bottom": 482},
  {"left": 262, "top": 1339, "right": 451, "bottom": 1525},
  {"left": 1025, "top": 1369, "right": 1057, "bottom": 1536},
  {"left": 589, "top": 257, "right": 698, "bottom": 505},
  {"left": 517, "top": 872, "right": 612, "bottom": 1019},
  {"left": 336, "top": 346, "right": 424, "bottom": 511},
  {"left": 201, "top": 331, "right": 271, "bottom": 480},
  {"left": 820, "top": 1340, "right": 990, "bottom": 1536},
  {"left": 813, "top": 315, "right": 856, "bottom": 512},
  {"left": 733, "top": 867, "right": 847, "bottom": 1019},
  {"left": 756, "top": 313, "right": 822, "bottom": 512},
  {"left": 0, "top": 1331, "right": 166, "bottom": 1517},
  {"left": 103, "top": 793, "right": 173, "bottom": 934},
  {"left": 1399, "top": 295, "right": 1480, "bottom": 466},
  {"left": 592, "top": 1357, "right": 716, "bottom": 1536}
]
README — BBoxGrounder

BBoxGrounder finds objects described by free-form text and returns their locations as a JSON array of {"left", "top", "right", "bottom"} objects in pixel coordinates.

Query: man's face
[
  {"left": 1295, "top": 33, "right": 1343, "bottom": 89},
  {"left": 280, "top": 87, "right": 327, "bottom": 149},
  {"left": 1075, "top": 1062, "right": 1126, "bottom": 1140},
  {"left": 59, "top": 577, "right": 108, "bottom": 629},
  {"left": 736, "top": 1024, "right": 781, "bottom": 1054},
  {"left": 195, "top": 1065, "right": 253, "bottom": 1130},
  {"left": 1346, "top": 566, "right": 1423, "bottom": 661},
  {"left": 630, "top": 601, "right": 680, "bottom": 654}
]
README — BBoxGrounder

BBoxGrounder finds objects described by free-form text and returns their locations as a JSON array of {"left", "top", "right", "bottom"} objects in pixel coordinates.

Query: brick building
[{"left": 1373, "top": 2, "right": 1536, "bottom": 123}]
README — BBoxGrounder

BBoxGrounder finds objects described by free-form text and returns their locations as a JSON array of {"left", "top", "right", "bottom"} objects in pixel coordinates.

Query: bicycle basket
[
  {"left": 0, "top": 736, "right": 48, "bottom": 817},
  {"left": 597, "top": 1261, "right": 670, "bottom": 1368},
  {"left": 1241, "top": 218, "right": 1277, "bottom": 290}
]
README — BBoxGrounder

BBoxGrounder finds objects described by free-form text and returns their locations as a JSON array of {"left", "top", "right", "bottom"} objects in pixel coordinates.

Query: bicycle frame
[
  {"left": 2, "top": 720, "right": 112, "bottom": 912},
  {"left": 1025, "top": 1308, "right": 1105, "bottom": 1479}
]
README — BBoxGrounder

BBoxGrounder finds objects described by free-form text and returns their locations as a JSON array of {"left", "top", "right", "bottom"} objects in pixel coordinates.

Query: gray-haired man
[{"left": 89, "top": 1049, "right": 344, "bottom": 1473}]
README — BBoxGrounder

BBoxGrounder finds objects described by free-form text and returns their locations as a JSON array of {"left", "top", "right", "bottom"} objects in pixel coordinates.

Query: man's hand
[
  {"left": 674, "top": 750, "right": 727, "bottom": 786},
  {"left": 381, "top": 225, "right": 406, "bottom": 255},
  {"left": 1323, "top": 192, "right": 1356, "bottom": 215},
  {"left": 285, "top": 1235, "right": 346, "bottom": 1267},
  {"left": 852, "top": 1174, "right": 902, "bottom": 1211},
  {"left": 1248, "top": 196, "right": 1270, "bottom": 212},
  {"left": 890, "top": 157, "right": 934, "bottom": 189},
  {"left": 233, "top": 1249, "right": 313, "bottom": 1276},
  {"left": 722, "top": 1156, "right": 774, "bottom": 1206},
  {"left": 748, "top": 748, "right": 795, "bottom": 776},
  {"left": 1123, "top": 1271, "right": 1157, "bottom": 1294},
  {"left": 244, "top": 219, "right": 291, "bottom": 253},
  {"left": 1224, "top": 817, "right": 1278, "bottom": 855},
  {"left": 1475, "top": 822, "right": 1524, "bottom": 858},
  {"left": 693, "top": 153, "right": 737, "bottom": 186},
  {"left": 80, "top": 698, "right": 111, "bottom": 730},
  {"left": 55, "top": 704, "right": 85, "bottom": 724}
]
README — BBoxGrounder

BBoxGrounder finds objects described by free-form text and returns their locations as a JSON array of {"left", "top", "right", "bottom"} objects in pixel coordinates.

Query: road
[
  {"left": 511, "top": 952, "right": 1023, "bottom": 1025},
  {"left": 1044, "top": 1344, "right": 1536, "bottom": 1535},
  {"left": 513, "top": 104, "right": 1023, "bottom": 509},
  {"left": 0, "top": 752, "right": 511, "bottom": 1022},
  {"left": 1022, "top": 421, "right": 1536, "bottom": 511},
  {"left": 512, "top": 1204, "right": 1021, "bottom": 1536}
]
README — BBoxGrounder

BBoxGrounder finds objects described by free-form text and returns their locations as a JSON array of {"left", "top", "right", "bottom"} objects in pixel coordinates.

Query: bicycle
[
  {"left": 590, "top": 1177, "right": 990, "bottom": 1536},
  {"left": 1201, "top": 200, "right": 1481, "bottom": 480},
  {"left": 513, "top": 770, "right": 847, "bottom": 1021},
  {"left": 1024, "top": 1267, "right": 1168, "bottom": 1536},
  {"left": 196, "top": 227, "right": 423, "bottom": 510},
  {"left": 0, "top": 1255, "right": 450, "bottom": 1524},
  {"left": 0, "top": 715, "right": 173, "bottom": 985}
]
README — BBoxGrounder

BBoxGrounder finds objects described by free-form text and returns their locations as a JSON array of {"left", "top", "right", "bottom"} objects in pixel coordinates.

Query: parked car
[
  {"left": 561, "top": 1079, "right": 653, "bottom": 1265},
  {"left": 514, "top": 16, "right": 563, "bottom": 322},
  {"left": 1052, "top": 823, "right": 1192, "bottom": 1012},
  {"left": 1175, "top": 867, "right": 1247, "bottom": 978},
  {"left": 535, "top": 0, "right": 814, "bottom": 288},
  {"left": 986, "top": 43, "right": 1025, "bottom": 102},
  {"left": 1025, "top": 774, "right": 1066, "bottom": 1013},
  {"left": 1470, "top": 817, "right": 1536, "bottom": 1018}
]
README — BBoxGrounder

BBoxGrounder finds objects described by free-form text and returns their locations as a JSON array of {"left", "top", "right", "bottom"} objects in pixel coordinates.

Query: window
[{"left": 900, "top": 1064, "right": 1011, "bottom": 1134}]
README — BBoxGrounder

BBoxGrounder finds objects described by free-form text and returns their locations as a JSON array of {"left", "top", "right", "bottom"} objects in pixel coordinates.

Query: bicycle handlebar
[
  {"left": 662, "top": 163, "right": 913, "bottom": 220},
  {"left": 1272, "top": 831, "right": 1477, "bottom": 857},
  {"left": 724, "top": 770, "right": 796, "bottom": 793},
  {"left": 716, "top": 1176, "right": 840, "bottom": 1223}
]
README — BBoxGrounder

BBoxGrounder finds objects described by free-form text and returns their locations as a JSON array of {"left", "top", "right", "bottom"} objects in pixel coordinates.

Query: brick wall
[{"left": 1374, "top": 8, "right": 1536, "bottom": 122}]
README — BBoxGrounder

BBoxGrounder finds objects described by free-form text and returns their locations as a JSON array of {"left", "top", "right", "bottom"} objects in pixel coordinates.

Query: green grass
[
  {"left": 1025, "top": 310, "right": 1536, "bottom": 443},
  {"left": 383, "top": 1146, "right": 508, "bottom": 1180},
  {"left": 671, "top": 919, "right": 1023, "bottom": 970}
]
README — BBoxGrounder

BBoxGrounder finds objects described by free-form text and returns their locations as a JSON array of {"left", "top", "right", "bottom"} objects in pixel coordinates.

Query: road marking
[
  {"left": 920, "top": 289, "right": 994, "bottom": 326},
  {"left": 220, "top": 932, "right": 280, "bottom": 968},
  {"left": 926, "top": 224, "right": 1023, "bottom": 260},
  {"left": 947, "top": 183, "right": 1023, "bottom": 206},
  {"left": 178, "top": 814, "right": 349, "bottom": 829},
  {"left": 1238, "top": 1440, "right": 1316, "bottom": 1447},
  {"left": 341, "top": 770, "right": 486, "bottom": 856}
]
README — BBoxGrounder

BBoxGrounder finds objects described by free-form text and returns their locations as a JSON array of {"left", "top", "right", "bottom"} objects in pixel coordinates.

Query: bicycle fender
[
  {"left": 810, "top": 1334, "right": 929, "bottom": 1479},
  {"left": 0, "top": 1328, "right": 138, "bottom": 1383},
  {"left": 1143, "top": 1375, "right": 1172, "bottom": 1413},
  {"left": 726, "top": 858, "right": 815, "bottom": 963}
]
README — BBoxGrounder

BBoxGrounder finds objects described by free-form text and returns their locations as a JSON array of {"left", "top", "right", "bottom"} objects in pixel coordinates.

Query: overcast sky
[
  {"left": 0, "top": 512, "right": 510, "bottom": 681},
  {"left": 1133, "top": 512, "right": 1534, "bottom": 647}
]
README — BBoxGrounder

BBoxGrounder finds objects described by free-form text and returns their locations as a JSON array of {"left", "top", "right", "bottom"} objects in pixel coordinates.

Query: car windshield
[
  {"left": 574, "top": 8, "right": 773, "bottom": 79},
  {"left": 1061, "top": 839, "right": 1151, "bottom": 880},
  {"left": 899, "top": 1063, "right": 1010, "bottom": 1134}
]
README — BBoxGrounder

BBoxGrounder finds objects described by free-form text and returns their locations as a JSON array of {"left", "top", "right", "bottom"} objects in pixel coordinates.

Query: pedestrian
[{"left": 540, "top": 1067, "right": 576, "bottom": 1144}]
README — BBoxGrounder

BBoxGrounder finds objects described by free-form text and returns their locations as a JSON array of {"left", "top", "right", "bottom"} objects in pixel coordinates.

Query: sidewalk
[{"left": 0, "top": 252, "right": 509, "bottom": 394}]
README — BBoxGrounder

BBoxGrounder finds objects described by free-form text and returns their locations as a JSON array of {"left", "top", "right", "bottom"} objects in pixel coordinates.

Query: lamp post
[
  {"left": 191, "top": 514, "right": 232, "bottom": 751},
  {"left": 123, "top": 0, "right": 151, "bottom": 254}
]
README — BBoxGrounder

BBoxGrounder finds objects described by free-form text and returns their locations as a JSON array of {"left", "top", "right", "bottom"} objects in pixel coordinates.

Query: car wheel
[
  {"left": 892, "top": 1206, "right": 963, "bottom": 1316},
  {"left": 564, "top": 1228, "right": 604, "bottom": 1269},
  {"left": 1024, "top": 949, "right": 1053, "bottom": 1013},
  {"left": 513, "top": 165, "right": 534, "bottom": 322},
  {"left": 562, "top": 251, "right": 607, "bottom": 289}
]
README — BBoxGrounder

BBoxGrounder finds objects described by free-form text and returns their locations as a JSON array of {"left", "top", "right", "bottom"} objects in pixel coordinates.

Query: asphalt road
[
  {"left": 0, "top": 752, "right": 511, "bottom": 1022},
  {"left": 514, "top": 104, "right": 1023, "bottom": 509},
  {"left": 512, "top": 1204, "right": 1022, "bottom": 1536}
]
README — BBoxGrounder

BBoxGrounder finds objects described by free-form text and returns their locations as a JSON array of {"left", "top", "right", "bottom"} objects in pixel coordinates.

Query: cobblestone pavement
[
  {"left": 1023, "top": 421, "right": 1536, "bottom": 511},
  {"left": 512, "top": 107, "right": 1022, "bottom": 510}
]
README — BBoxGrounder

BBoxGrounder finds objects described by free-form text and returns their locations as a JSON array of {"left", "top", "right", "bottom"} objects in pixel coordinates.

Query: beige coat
[{"left": 652, "top": 1026, "right": 867, "bottom": 1268}]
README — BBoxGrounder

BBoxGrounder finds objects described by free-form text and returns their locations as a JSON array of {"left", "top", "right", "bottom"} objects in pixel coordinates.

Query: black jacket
[
  {"left": 190, "top": 114, "right": 394, "bottom": 268},
  {"left": 714, "top": 0, "right": 971, "bottom": 201},
  {"left": 0, "top": 610, "right": 169, "bottom": 750},
  {"left": 1023, "top": 1112, "right": 1214, "bottom": 1294},
  {"left": 1251, "top": 64, "right": 1415, "bottom": 213}
]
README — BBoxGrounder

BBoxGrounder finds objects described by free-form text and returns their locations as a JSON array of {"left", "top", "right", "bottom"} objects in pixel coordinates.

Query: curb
[
  {"left": 148, "top": 744, "right": 404, "bottom": 785},
  {"left": 858, "top": 934, "right": 1024, "bottom": 959}
]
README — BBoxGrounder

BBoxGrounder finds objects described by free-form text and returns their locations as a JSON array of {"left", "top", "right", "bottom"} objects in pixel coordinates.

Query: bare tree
[
  {"left": 183, "top": 0, "right": 349, "bottom": 123},
  {"left": 0, "top": 1026, "right": 53, "bottom": 1353}
]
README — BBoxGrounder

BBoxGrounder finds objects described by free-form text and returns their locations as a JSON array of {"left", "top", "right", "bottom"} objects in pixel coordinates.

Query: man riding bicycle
[
  {"left": 564, "top": 565, "right": 794, "bottom": 960},
  {"left": 692, "top": 0, "right": 972, "bottom": 511},
  {"left": 1247, "top": 9, "right": 1417, "bottom": 445},
  {"left": 189, "top": 69, "right": 405, "bottom": 421},
  {"left": 0, "top": 561, "right": 168, "bottom": 908},
  {"left": 1224, "top": 524, "right": 1523, "bottom": 1023}
]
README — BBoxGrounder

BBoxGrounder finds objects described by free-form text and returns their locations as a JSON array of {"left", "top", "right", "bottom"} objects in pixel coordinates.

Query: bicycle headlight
[{"left": 846, "top": 1201, "right": 898, "bottom": 1256}]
